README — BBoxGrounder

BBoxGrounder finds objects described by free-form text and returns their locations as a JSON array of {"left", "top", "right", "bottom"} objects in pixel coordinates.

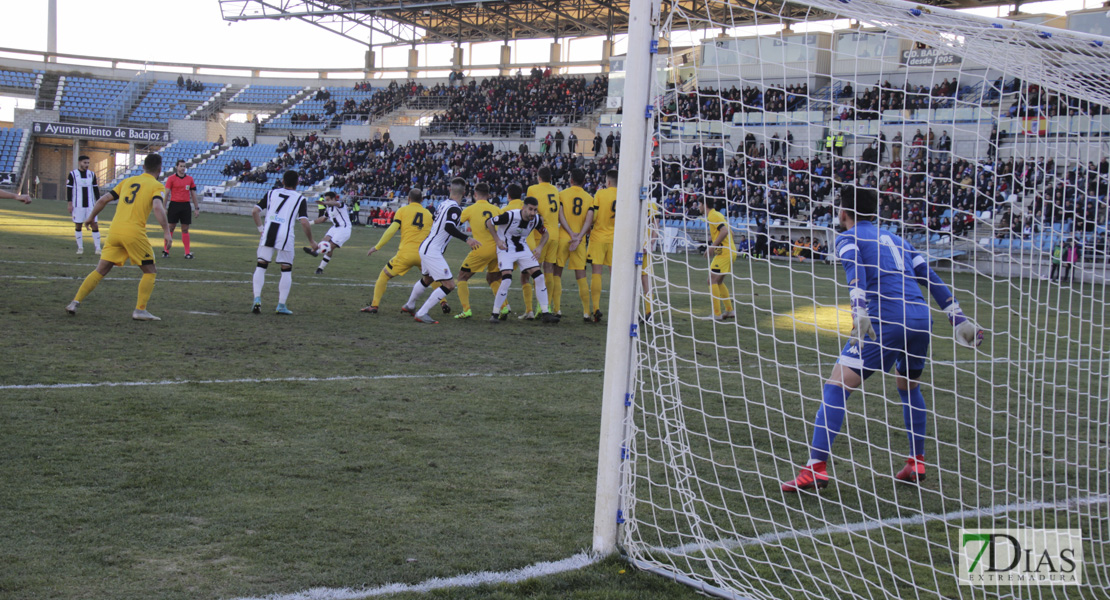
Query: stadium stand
[
  {"left": 188, "top": 144, "right": 282, "bottom": 197},
  {"left": 130, "top": 80, "right": 222, "bottom": 124},
  {"left": 0, "top": 127, "right": 29, "bottom": 179},
  {"left": 263, "top": 87, "right": 380, "bottom": 129},
  {"left": 227, "top": 85, "right": 303, "bottom": 106},
  {"left": 110, "top": 140, "right": 218, "bottom": 186},
  {"left": 0, "top": 69, "right": 43, "bottom": 92},
  {"left": 58, "top": 76, "right": 128, "bottom": 120}
]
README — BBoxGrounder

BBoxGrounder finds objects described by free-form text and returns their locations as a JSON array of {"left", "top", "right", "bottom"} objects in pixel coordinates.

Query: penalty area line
[
  {"left": 0, "top": 368, "right": 604, "bottom": 391},
  {"left": 228, "top": 552, "right": 599, "bottom": 600}
]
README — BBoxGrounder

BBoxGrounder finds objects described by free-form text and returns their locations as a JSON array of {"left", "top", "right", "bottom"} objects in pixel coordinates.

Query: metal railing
[{"left": 102, "top": 71, "right": 154, "bottom": 126}]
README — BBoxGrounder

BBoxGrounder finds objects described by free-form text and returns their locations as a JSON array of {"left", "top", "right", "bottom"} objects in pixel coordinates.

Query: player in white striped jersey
[
  {"left": 250, "top": 171, "right": 318, "bottom": 315},
  {"left": 68, "top": 155, "right": 102, "bottom": 255},
  {"left": 485, "top": 196, "right": 559, "bottom": 324},
  {"left": 402, "top": 177, "right": 481, "bottom": 324},
  {"left": 303, "top": 191, "right": 352, "bottom": 274}
]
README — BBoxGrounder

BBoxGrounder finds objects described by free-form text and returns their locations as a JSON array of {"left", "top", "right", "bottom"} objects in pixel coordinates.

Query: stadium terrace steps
[{"left": 34, "top": 72, "right": 58, "bottom": 110}]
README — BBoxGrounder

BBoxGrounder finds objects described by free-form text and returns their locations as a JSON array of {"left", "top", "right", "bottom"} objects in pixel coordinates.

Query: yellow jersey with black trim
[
  {"left": 527, "top": 182, "right": 562, "bottom": 236},
  {"left": 460, "top": 200, "right": 501, "bottom": 244},
  {"left": 393, "top": 202, "right": 433, "bottom": 250},
  {"left": 558, "top": 185, "right": 594, "bottom": 235},
  {"left": 707, "top": 209, "right": 734, "bottom": 258},
  {"left": 109, "top": 173, "right": 165, "bottom": 237},
  {"left": 591, "top": 186, "right": 617, "bottom": 242}
]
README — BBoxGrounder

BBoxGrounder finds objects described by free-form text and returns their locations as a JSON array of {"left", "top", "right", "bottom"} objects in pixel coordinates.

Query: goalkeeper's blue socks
[
  {"left": 898, "top": 386, "right": 928, "bottom": 458},
  {"left": 810, "top": 384, "right": 852, "bottom": 463}
]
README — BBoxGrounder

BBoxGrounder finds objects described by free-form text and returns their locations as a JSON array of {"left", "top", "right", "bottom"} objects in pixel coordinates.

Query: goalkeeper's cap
[{"left": 839, "top": 185, "right": 877, "bottom": 222}]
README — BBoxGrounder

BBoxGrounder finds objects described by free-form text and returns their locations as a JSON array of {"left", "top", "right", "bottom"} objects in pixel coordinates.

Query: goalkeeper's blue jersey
[{"left": 835, "top": 221, "right": 931, "bottom": 328}]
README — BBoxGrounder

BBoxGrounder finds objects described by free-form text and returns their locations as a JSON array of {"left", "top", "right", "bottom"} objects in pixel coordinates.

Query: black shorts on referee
[{"left": 166, "top": 201, "right": 193, "bottom": 225}]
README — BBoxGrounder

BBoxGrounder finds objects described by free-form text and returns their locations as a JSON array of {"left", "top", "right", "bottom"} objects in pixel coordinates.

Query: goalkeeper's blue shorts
[{"left": 838, "top": 319, "right": 931, "bottom": 379}]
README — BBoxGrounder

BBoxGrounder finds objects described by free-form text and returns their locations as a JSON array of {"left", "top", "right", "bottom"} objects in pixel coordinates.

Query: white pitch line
[
  {"left": 228, "top": 552, "right": 600, "bottom": 600},
  {"left": 224, "top": 492, "right": 1110, "bottom": 600},
  {"left": 0, "top": 368, "right": 604, "bottom": 391},
  {"left": 656, "top": 493, "right": 1110, "bottom": 558}
]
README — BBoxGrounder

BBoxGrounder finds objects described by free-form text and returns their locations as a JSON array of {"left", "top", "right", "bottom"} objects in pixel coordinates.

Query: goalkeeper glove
[
  {"left": 946, "top": 302, "right": 984, "bottom": 348},
  {"left": 848, "top": 289, "right": 875, "bottom": 348}
]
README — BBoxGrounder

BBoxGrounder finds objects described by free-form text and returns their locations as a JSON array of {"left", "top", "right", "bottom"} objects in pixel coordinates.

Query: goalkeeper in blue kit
[{"left": 782, "top": 187, "right": 984, "bottom": 492}]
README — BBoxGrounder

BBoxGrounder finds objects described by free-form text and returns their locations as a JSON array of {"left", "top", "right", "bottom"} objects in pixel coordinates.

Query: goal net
[{"left": 618, "top": 0, "right": 1110, "bottom": 597}]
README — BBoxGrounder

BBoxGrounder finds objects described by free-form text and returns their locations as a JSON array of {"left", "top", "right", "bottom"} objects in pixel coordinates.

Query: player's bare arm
[
  {"left": 534, "top": 229, "right": 550, "bottom": 262},
  {"left": 299, "top": 217, "right": 318, "bottom": 252},
  {"left": 571, "top": 210, "right": 595, "bottom": 251},
  {"left": 152, "top": 196, "right": 173, "bottom": 250},
  {"left": 191, "top": 188, "right": 200, "bottom": 217},
  {"left": 0, "top": 189, "right": 31, "bottom": 204},
  {"left": 485, "top": 217, "right": 506, "bottom": 251},
  {"left": 82, "top": 192, "right": 116, "bottom": 229},
  {"left": 252, "top": 205, "right": 264, "bottom": 232},
  {"left": 707, "top": 227, "right": 728, "bottom": 260}
]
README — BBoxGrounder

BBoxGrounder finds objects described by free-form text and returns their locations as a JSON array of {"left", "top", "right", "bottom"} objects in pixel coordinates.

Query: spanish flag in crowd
[{"left": 1022, "top": 116, "right": 1048, "bottom": 136}]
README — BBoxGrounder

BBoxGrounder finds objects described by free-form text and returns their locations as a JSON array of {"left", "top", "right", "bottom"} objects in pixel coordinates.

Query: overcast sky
[{"left": 3, "top": 0, "right": 1100, "bottom": 71}]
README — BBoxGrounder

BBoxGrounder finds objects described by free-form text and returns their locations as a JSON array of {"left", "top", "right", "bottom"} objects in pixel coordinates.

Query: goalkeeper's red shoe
[
  {"left": 782, "top": 461, "right": 829, "bottom": 492},
  {"left": 895, "top": 455, "right": 927, "bottom": 484}
]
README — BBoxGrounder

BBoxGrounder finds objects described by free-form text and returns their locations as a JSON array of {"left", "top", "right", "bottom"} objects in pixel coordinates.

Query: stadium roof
[{"left": 218, "top": 0, "right": 1018, "bottom": 48}]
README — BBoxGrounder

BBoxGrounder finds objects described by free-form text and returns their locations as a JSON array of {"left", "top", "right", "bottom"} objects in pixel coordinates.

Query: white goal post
[{"left": 595, "top": 0, "right": 1110, "bottom": 597}]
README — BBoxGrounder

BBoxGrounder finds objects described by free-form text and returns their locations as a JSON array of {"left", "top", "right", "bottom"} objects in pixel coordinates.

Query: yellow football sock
[
  {"left": 136, "top": 273, "right": 156, "bottom": 310},
  {"left": 551, "top": 276, "right": 562, "bottom": 312},
  {"left": 590, "top": 273, "right": 603, "bottom": 313},
  {"left": 371, "top": 271, "right": 390, "bottom": 307},
  {"left": 74, "top": 270, "right": 103, "bottom": 302},
  {"left": 489, "top": 280, "right": 500, "bottom": 304},
  {"left": 577, "top": 276, "right": 591, "bottom": 316},
  {"left": 719, "top": 284, "right": 734, "bottom": 313},
  {"left": 457, "top": 280, "right": 470, "bottom": 311},
  {"left": 522, "top": 282, "right": 534, "bottom": 313},
  {"left": 711, "top": 283, "right": 722, "bottom": 317}
]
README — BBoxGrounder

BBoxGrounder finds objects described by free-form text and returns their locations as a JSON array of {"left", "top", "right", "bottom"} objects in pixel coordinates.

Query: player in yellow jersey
[
  {"left": 556, "top": 168, "right": 596, "bottom": 323},
  {"left": 452, "top": 182, "right": 503, "bottom": 319},
  {"left": 704, "top": 197, "right": 736, "bottom": 321},
  {"left": 362, "top": 188, "right": 436, "bottom": 313},
  {"left": 586, "top": 169, "right": 617, "bottom": 323},
  {"left": 527, "top": 167, "right": 562, "bottom": 313},
  {"left": 65, "top": 154, "right": 172, "bottom": 321},
  {"left": 503, "top": 183, "right": 542, "bottom": 320}
]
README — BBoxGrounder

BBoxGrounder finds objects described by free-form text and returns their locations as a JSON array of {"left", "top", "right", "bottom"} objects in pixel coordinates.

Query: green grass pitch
[{"left": 0, "top": 200, "right": 1106, "bottom": 599}]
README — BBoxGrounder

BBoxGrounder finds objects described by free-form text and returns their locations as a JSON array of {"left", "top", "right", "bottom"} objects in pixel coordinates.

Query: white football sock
[
  {"left": 533, "top": 274, "right": 550, "bottom": 313},
  {"left": 278, "top": 271, "right": 292, "bottom": 304},
  {"left": 92, "top": 231, "right": 101, "bottom": 251},
  {"left": 405, "top": 280, "right": 428, "bottom": 309},
  {"left": 318, "top": 255, "right": 330, "bottom": 271},
  {"left": 252, "top": 266, "right": 266, "bottom": 298},
  {"left": 493, "top": 279, "right": 511, "bottom": 315},
  {"left": 75, "top": 230, "right": 83, "bottom": 249},
  {"left": 418, "top": 287, "right": 447, "bottom": 316}
]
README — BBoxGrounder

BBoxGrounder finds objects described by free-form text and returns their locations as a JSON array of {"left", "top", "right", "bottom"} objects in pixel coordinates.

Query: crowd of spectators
[
  {"left": 656, "top": 131, "right": 1108, "bottom": 254},
  {"left": 424, "top": 73, "right": 609, "bottom": 137},
  {"left": 666, "top": 83, "right": 810, "bottom": 121},
  {"left": 250, "top": 132, "right": 619, "bottom": 203}
]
